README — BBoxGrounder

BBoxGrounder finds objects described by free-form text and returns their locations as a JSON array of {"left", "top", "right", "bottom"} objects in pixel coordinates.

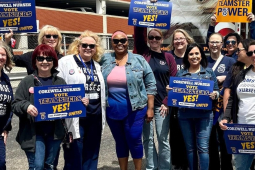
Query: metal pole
[{"left": 63, "top": 34, "right": 67, "bottom": 56}]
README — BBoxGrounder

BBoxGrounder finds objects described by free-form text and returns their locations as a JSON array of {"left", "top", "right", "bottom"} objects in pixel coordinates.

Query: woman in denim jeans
[
  {"left": 100, "top": 30, "right": 157, "bottom": 170},
  {"left": 168, "top": 43, "right": 219, "bottom": 170}
]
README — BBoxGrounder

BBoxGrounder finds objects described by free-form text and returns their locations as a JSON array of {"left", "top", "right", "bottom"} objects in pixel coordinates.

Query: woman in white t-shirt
[{"left": 220, "top": 41, "right": 255, "bottom": 170}]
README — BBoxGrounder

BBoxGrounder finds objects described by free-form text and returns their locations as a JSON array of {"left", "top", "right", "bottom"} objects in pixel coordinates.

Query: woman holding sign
[
  {"left": 12, "top": 44, "right": 66, "bottom": 170},
  {"left": 220, "top": 41, "right": 255, "bottom": 170},
  {"left": 168, "top": 43, "right": 219, "bottom": 170},
  {"left": 101, "top": 30, "right": 156, "bottom": 170},
  {"left": 0, "top": 41, "right": 13, "bottom": 170},
  {"left": 57, "top": 30, "right": 105, "bottom": 170}
]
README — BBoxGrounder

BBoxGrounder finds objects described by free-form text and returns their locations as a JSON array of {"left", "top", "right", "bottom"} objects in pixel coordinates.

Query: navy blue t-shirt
[
  {"left": 207, "top": 56, "right": 235, "bottom": 77},
  {"left": 169, "top": 50, "right": 184, "bottom": 71},
  {"left": 149, "top": 50, "right": 169, "bottom": 107},
  {"left": 74, "top": 55, "right": 101, "bottom": 116}
]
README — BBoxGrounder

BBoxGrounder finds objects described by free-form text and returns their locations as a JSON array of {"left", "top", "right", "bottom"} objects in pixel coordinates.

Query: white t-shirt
[{"left": 237, "top": 69, "right": 255, "bottom": 124}]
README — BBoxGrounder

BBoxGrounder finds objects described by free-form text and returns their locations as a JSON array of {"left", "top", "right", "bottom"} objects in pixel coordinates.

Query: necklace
[
  {"left": 78, "top": 55, "right": 94, "bottom": 85},
  {"left": 115, "top": 55, "right": 127, "bottom": 66}
]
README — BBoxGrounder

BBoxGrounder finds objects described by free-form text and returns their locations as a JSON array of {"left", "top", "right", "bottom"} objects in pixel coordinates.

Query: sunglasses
[
  {"left": 44, "top": 34, "right": 58, "bottom": 39},
  {"left": 36, "top": 56, "right": 54, "bottom": 62},
  {"left": 148, "top": 36, "right": 161, "bottom": 40},
  {"left": 81, "top": 43, "right": 96, "bottom": 49},
  {"left": 226, "top": 40, "right": 236, "bottom": 45},
  {"left": 112, "top": 38, "right": 127, "bottom": 44},
  {"left": 246, "top": 50, "right": 255, "bottom": 57}
]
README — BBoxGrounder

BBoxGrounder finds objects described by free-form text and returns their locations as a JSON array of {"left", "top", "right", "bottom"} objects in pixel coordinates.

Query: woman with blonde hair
[
  {"left": 5, "top": 25, "right": 63, "bottom": 75},
  {"left": 58, "top": 30, "right": 105, "bottom": 170},
  {"left": 0, "top": 41, "right": 13, "bottom": 170}
]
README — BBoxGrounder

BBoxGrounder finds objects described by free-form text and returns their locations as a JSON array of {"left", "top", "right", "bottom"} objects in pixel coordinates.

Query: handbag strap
[{"left": 212, "top": 55, "right": 224, "bottom": 71}]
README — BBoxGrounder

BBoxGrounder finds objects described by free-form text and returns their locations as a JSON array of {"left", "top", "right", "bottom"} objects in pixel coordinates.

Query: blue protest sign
[
  {"left": 0, "top": 0, "right": 37, "bottom": 32},
  {"left": 224, "top": 123, "right": 255, "bottom": 154},
  {"left": 34, "top": 84, "right": 86, "bottom": 122},
  {"left": 168, "top": 77, "right": 214, "bottom": 110},
  {"left": 128, "top": 0, "right": 172, "bottom": 29}
]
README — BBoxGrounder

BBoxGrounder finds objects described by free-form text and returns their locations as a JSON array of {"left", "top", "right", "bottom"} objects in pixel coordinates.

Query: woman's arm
[
  {"left": 134, "top": 27, "right": 149, "bottom": 55},
  {"left": 223, "top": 88, "right": 231, "bottom": 112},
  {"left": 146, "top": 94, "right": 154, "bottom": 123}
]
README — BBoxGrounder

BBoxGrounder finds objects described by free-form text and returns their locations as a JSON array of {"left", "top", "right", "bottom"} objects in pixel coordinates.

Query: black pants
[
  {"left": 209, "top": 122, "right": 233, "bottom": 170},
  {"left": 170, "top": 107, "right": 188, "bottom": 169}
]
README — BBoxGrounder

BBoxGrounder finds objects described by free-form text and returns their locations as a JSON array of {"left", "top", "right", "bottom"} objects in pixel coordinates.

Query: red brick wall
[
  {"left": 107, "top": 17, "right": 134, "bottom": 35},
  {"left": 120, "top": 0, "right": 131, "bottom": 2}
]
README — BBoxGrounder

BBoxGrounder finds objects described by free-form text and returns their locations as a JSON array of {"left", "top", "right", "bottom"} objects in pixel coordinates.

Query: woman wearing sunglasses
[
  {"left": 12, "top": 44, "right": 66, "bottom": 170},
  {"left": 134, "top": 26, "right": 177, "bottom": 170},
  {"left": 219, "top": 41, "right": 255, "bottom": 170},
  {"left": 0, "top": 41, "right": 13, "bottom": 170},
  {"left": 100, "top": 30, "right": 156, "bottom": 170},
  {"left": 5, "top": 25, "right": 63, "bottom": 75},
  {"left": 57, "top": 30, "right": 105, "bottom": 170}
]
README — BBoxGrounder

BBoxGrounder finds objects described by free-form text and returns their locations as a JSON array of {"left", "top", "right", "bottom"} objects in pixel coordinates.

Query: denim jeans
[
  {"left": 0, "top": 137, "right": 6, "bottom": 170},
  {"left": 233, "top": 154, "right": 255, "bottom": 170},
  {"left": 178, "top": 113, "right": 213, "bottom": 170},
  {"left": 143, "top": 106, "right": 171, "bottom": 170},
  {"left": 25, "top": 135, "right": 62, "bottom": 170}
]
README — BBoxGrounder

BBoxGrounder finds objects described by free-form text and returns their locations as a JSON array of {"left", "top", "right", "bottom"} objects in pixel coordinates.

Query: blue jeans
[
  {"left": 25, "top": 135, "right": 62, "bottom": 170},
  {"left": 233, "top": 154, "right": 255, "bottom": 170},
  {"left": 178, "top": 113, "right": 213, "bottom": 170},
  {"left": 143, "top": 106, "right": 171, "bottom": 170},
  {"left": 0, "top": 137, "right": 6, "bottom": 170}
]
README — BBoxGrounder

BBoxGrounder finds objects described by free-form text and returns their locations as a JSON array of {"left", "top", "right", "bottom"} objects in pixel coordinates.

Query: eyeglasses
[
  {"left": 174, "top": 37, "right": 186, "bottom": 42},
  {"left": 226, "top": 40, "right": 236, "bottom": 45},
  {"left": 36, "top": 56, "right": 54, "bottom": 62},
  {"left": 81, "top": 43, "right": 96, "bottom": 49},
  {"left": 209, "top": 41, "right": 222, "bottom": 45},
  {"left": 112, "top": 38, "right": 127, "bottom": 44},
  {"left": 237, "top": 48, "right": 245, "bottom": 53},
  {"left": 44, "top": 35, "right": 58, "bottom": 39},
  {"left": 148, "top": 36, "right": 161, "bottom": 40},
  {"left": 246, "top": 50, "right": 255, "bottom": 57}
]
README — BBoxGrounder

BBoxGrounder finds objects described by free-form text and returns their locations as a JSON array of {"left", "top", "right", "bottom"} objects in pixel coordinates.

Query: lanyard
[{"left": 78, "top": 55, "right": 94, "bottom": 82}]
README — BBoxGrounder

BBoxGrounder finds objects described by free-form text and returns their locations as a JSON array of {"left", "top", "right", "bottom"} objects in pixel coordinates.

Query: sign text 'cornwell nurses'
[
  {"left": 128, "top": 0, "right": 172, "bottom": 29},
  {"left": 167, "top": 77, "right": 214, "bottom": 110},
  {"left": 216, "top": 0, "right": 252, "bottom": 23},
  {"left": 224, "top": 123, "right": 255, "bottom": 154},
  {"left": 34, "top": 84, "right": 86, "bottom": 122},
  {"left": 0, "top": 0, "right": 37, "bottom": 32}
]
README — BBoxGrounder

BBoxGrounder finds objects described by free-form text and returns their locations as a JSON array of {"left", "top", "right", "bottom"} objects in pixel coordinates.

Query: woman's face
[
  {"left": 0, "top": 47, "right": 7, "bottom": 69},
  {"left": 248, "top": 45, "right": 255, "bottom": 66},
  {"left": 188, "top": 47, "right": 202, "bottom": 67},
  {"left": 36, "top": 52, "right": 54, "bottom": 74},
  {"left": 112, "top": 34, "right": 128, "bottom": 55},
  {"left": 209, "top": 34, "right": 223, "bottom": 54},
  {"left": 148, "top": 30, "right": 162, "bottom": 50},
  {"left": 225, "top": 36, "right": 238, "bottom": 54},
  {"left": 42, "top": 31, "right": 59, "bottom": 49},
  {"left": 78, "top": 37, "right": 97, "bottom": 60},
  {"left": 237, "top": 43, "right": 247, "bottom": 63},
  {"left": 173, "top": 32, "right": 188, "bottom": 50}
]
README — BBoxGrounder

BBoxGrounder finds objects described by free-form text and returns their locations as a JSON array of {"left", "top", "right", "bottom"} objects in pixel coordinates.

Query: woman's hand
[
  {"left": 210, "top": 14, "right": 217, "bottom": 26},
  {"left": 247, "top": 12, "right": 255, "bottom": 22},
  {"left": 27, "top": 104, "right": 38, "bottom": 117},
  {"left": 159, "top": 104, "right": 169, "bottom": 117},
  {"left": 1, "top": 131, "right": 8, "bottom": 145},
  {"left": 219, "top": 119, "right": 229, "bottom": 130},
  {"left": 81, "top": 97, "right": 89, "bottom": 107},
  {"left": 166, "top": 85, "right": 172, "bottom": 93},
  {"left": 146, "top": 108, "right": 154, "bottom": 123},
  {"left": 4, "top": 28, "right": 13, "bottom": 44},
  {"left": 209, "top": 92, "right": 217, "bottom": 100}
]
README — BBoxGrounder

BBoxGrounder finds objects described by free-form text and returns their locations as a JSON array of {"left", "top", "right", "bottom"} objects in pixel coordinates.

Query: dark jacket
[
  {"left": 134, "top": 26, "right": 177, "bottom": 105},
  {"left": 223, "top": 65, "right": 254, "bottom": 123},
  {"left": 12, "top": 69, "right": 66, "bottom": 152},
  {"left": 0, "top": 69, "right": 13, "bottom": 134},
  {"left": 12, "top": 51, "right": 63, "bottom": 75}
]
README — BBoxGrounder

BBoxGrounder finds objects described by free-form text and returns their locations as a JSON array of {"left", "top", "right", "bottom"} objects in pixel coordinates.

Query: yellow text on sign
[
  {"left": 183, "top": 95, "right": 199, "bottom": 102},
  {"left": 143, "top": 15, "right": 158, "bottom": 22}
]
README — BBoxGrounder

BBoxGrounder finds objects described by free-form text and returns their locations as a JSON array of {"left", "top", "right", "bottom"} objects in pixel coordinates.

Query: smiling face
[
  {"left": 0, "top": 47, "right": 7, "bottom": 70},
  {"left": 42, "top": 31, "right": 59, "bottom": 49},
  {"left": 188, "top": 47, "right": 202, "bottom": 67},
  {"left": 226, "top": 36, "right": 238, "bottom": 54},
  {"left": 173, "top": 32, "right": 188, "bottom": 50},
  {"left": 209, "top": 34, "right": 223, "bottom": 54},
  {"left": 248, "top": 45, "right": 255, "bottom": 66},
  {"left": 148, "top": 30, "right": 162, "bottom": 51},
  {"left": 112, "top": 33, "right": 128, "bottom": 55},
  {"left": 36, "top": 52, "right": 53, "bottom": 75},
  {"left": 237, "top": 43, "right": 247, "bottom": 63},
  {"left": 78, "top": 37, "right": 97, "bottom": 61}
]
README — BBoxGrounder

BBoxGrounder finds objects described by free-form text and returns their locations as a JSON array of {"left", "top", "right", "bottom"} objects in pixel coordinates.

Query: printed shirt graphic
[
  {"left": 237, "top": 69, "right": 255, "bottom": 124},
  {"left": 74, "top": 55, "right": 101, "bottom": 115},
  {"left": 169, "top": 50, "right": 183, "bottom": 71},
  {"left": 207, "top": 56, "right": 235, "bottom": 76},
  {"left": 0, "top": 80, "right": 12, "bottom": 116}
]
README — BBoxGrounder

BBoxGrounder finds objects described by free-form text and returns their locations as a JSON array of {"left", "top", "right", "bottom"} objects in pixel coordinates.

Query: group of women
[{"left": 0, "top": 11, "right": 255, "bottom": 170}]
